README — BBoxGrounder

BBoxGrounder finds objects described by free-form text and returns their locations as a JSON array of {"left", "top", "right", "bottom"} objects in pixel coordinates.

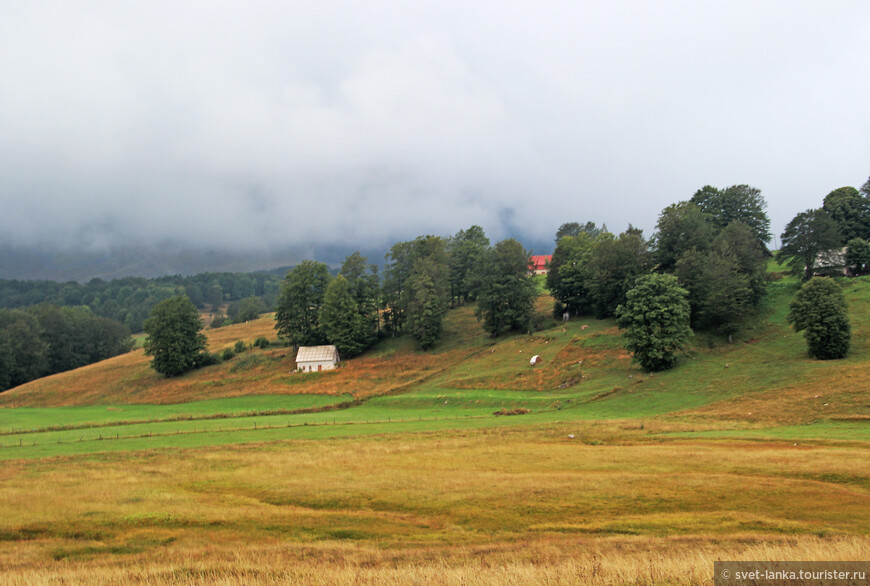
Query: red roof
[{"left": 529, "top": 255, "right": 552, "bottom": 271}]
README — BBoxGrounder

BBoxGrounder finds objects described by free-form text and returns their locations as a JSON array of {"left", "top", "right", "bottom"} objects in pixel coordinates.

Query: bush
[
  {"left": 233, "top": 340, "right": 247, "bottom": 354},
  {"left": 221, "top": 348, "right": 236, "bottom": 361},
  {"left": 787, "top": 277, "right": 850, "bottom": 359},
  {"left": 253, "top": 337, "right": 270, "bottom": 349},
  {"left": 210, "top": 315, "right": 227, "bottom": 329},
  {"left": 194, "top": 352, "right": 222, "bottom": 368}
]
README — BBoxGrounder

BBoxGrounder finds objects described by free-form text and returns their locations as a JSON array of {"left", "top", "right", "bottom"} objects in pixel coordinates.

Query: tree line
[
  {"left": 0, "top": 271, "right": 283, "bottom": 333},
  {"left": 0, "top": 305, "right": 133, "bottom": 391},
  {"left": 274, "top": 231, "right": 538, "bottom": 358}
]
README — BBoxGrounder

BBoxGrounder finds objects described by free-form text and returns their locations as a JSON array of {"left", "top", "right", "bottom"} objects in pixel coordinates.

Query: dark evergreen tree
[
  {"left": 447, "top": 225, "right": 490, "bottom": 306},
  {"left": 340, "top": 252, "right": 380, "bottom": 340},
  {"left": 474, "top": 239, "right": 538, "bottom": 336},
  {"left": 406, "top": 258, "right": 448, "bottom": 349},
  {"left": 320, "top": 275, "right": 369, "bottom": 357}
]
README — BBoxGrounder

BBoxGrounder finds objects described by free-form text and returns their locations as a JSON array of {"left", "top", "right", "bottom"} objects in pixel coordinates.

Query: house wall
[{"left": 297, "top": 360, "right": 337, "bottom": 372}]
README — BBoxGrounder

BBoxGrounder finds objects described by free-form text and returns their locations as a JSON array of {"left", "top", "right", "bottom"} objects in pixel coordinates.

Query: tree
[
  {"left": 846, "top": 238, "right": 870, "bottom": 275},
  {"left": 474, "top": 239, "right": 538, "bottom": 336},
  {"left": 274, "top": 261, "right": 330, "bottom": 346},
  {"left": 787, "top": 278, "right": 850, "bottom": 360},
  {"left": 555, "top": 221, "right": 600, "bottom": 243},
  {"left": 143, "top": 296, "right": 208, "bottom": 377},
  {"left": 822, "top": 186, "right": 870, "bottom": 244},
  {"left": 616, "top": 274, "right": 692, "bottom": 372},
  {"left": 712, "top": 221, "right": 768, "bottom": 303},
  {"left": 547, "top": 231, "right": 599, "bottom": 317},
  {"left": 320, "top": 276, "right": 369, "bottom": 357},
  {"left": 382, "top": 236, "right": 449, "bottom": 339},
  {"left": 447, "top": 226, "right": 490, "bottom": 306},
  {"left": 406, "top": 258, "right": 448, "bottom": 349},
  {"left": 588, "top": 227, "right": 652, "bottom": 318},
  {"left": 778, "top": 208, "right": 842, "bottom": 281},
  {"left": 229, "top": 296, "right": 267, "bottom": 323},
  {"left": 675, "top": 249, "right": 752, "bottom": 340},
  {"left": 690, "top": 184, "right": 771, "bottom": 244},
  {"left": 652, "top": 201, "right": 715, "bottom": 270},
  {"left": 339, "top": 252, "right": 380, "bottom": 340}
]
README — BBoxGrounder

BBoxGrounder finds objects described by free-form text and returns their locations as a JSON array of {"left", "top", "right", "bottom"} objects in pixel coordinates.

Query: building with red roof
[{"left": 529, "top": 255, "right": 552, "bottom": 275}]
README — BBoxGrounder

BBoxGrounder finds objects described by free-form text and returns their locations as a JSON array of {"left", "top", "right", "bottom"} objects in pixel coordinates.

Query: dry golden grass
[
  {"left": 685, "top": 359, "right": 870, "bottom": 425},
  {"left": 3, "top": 535, "right": 868, "bottom": 585},
  {"left": 1, "top": 425, "right": 868, "bottom": 584},
  {"left": 0, "top": 314, "right": 461, "bottom": 407}
]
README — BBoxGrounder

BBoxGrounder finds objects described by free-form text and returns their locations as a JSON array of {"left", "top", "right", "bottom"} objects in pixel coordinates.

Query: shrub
[
  {"left": 787, "top": 277, "right": 850, "bottom": 359},
  {"left": 233, "top": 340, "right": 247, "bottom": 354},
  {"left": 221, "top": 348, "right": 236, "bottom": 361},
  {"left": 253, "top": 337, "right": 270, "bottom": 349}
]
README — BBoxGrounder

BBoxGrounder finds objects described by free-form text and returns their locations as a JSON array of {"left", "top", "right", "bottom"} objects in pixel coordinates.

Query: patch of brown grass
[{"left": 0, "top": 426, "right": 868, "bottom": 583}]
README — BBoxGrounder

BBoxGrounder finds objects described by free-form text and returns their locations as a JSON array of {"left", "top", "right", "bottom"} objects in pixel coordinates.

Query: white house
[{"left": 295, "top": 345, "right": 340, "bottom": 373}]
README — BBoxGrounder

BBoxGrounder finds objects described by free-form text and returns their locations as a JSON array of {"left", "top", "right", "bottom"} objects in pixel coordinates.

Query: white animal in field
[{"left": 530, "top": 355, "right": 541, "bottom": 365}]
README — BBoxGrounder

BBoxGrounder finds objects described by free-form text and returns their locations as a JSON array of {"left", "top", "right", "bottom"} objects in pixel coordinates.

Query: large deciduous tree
[
  {"left": 778, "top": 208, "right": 842, "bottom": 281},
  {"left": 822, "top": 186, "right": 870, "bottom": 244},
  {"left": 474, "top": 239, "right": 538, "bottom": 336},
  {"left": 616, "top": 274, "right": 692, "bottom": 372},
  {"left": 652, "top": 202, "right": 715, "bottom": 271},
  {"left": 274, "top": 261, "right": 331, "bottom": 347},
  {"left": 690, "top": 184, "right": 771, "bottom": 244},
  {"left": 788, "top": 278, "right": 850, "bottom": 360},
  {"left": 846, "top": 238, "right": 870, "bottom": 276},
  {"left": 547, "top": 231, "right": 599, "bottom": 318},
  {"left": 588, "top": 227, "right": 652, "bottom": 319},
  {"left": 143, "top": 296, "right": 209, "bottom": 377}
]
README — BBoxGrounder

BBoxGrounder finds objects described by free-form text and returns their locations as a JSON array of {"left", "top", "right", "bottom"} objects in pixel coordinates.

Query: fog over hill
[
  {"left": 0, "top": 233, "right": 555, "bottom": 282},
  {"left": 1, "top": 3, "right": 868, "bottom": 278}
]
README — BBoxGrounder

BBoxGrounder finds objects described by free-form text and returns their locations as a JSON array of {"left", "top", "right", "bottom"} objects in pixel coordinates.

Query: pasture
[{"left": 0, "top": 276, "right": 868, "bottom": 583}]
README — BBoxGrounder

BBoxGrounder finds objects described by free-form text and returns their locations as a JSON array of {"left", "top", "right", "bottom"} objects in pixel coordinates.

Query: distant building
[
  {"left": 295, "top": 345, "right": 340, "bottom": 373},
  {"left": 529, "top": 255, "right": 552, "bottom": 275},
  {"left": 814, "top": 247, "right": 848, "bottom": 276}
]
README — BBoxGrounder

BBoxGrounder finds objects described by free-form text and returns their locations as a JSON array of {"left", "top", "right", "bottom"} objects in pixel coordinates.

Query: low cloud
[{"left": 1, "top": 1, "right": 868, "bottom": 254}]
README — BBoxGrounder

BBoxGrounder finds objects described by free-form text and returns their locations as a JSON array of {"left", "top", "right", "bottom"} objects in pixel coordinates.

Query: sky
[{"left": 1, "top": 1, "right": 868, "bottom": 257}]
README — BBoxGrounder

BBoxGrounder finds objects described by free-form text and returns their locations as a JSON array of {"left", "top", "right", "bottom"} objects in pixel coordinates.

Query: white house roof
[{"left": 296, "top": 345, "right": 340, "bottom": 363}]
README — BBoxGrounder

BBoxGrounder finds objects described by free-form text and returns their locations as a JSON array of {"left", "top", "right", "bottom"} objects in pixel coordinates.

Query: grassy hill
[
  {"left": 1, "top": 275, "right": 868, "bottom": 584},
  {"left": 2, "top": 276, "right": 868, "bottom": 454}
]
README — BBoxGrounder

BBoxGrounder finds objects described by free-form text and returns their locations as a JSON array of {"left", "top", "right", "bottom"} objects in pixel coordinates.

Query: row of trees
[
  {"left": 0, "top": 305, "right": 133, "bottom": 391},
  {"left": 779, "top": 178, "right": 870, "bottom": 279},
  {"left": 548, "top": 184, "right": 769, "bottom": 344},
  {"left": 0, "top": 271, "right": 282, "bottom": 333},
  {"left": 274, "top": 229, "right": 538, "bottom": 356},
  {"left": 611, "top": 179, "right": 865, "bottom": 370}
]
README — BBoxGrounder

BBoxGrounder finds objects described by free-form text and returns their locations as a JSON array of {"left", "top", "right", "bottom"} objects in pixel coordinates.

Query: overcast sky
[{"left": 1, "top": 1, "right": 868, "bottom": 255}]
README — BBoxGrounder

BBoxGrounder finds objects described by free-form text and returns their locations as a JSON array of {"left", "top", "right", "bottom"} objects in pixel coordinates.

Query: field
[{"left": 0, "top": 276, "right": 868, "bottom": 584}]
